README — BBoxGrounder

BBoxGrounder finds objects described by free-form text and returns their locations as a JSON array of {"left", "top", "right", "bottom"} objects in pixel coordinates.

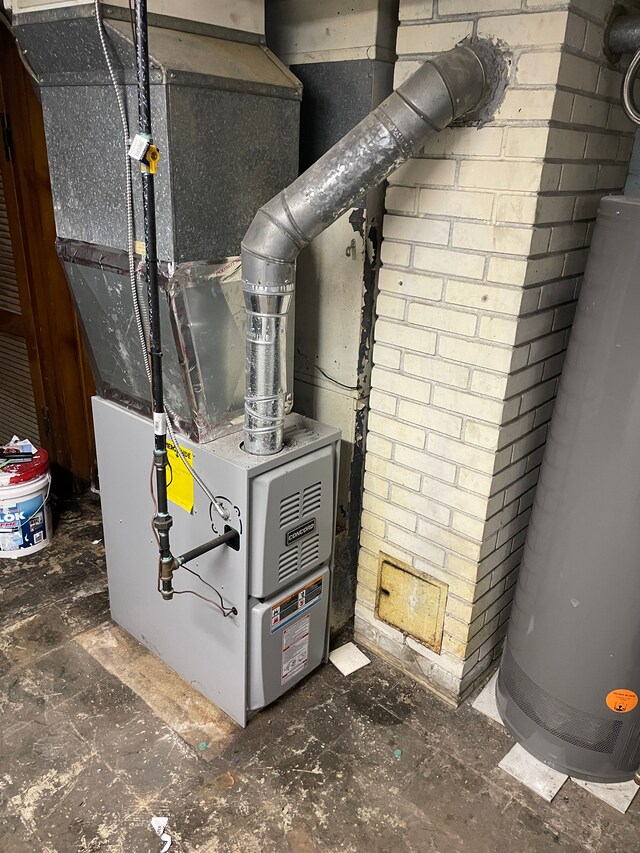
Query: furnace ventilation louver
[
  {"left": 302, "top": 482, "right": 322, "bottom": 516},
  {"left": 278, "top": 532, "right": 321, "bottom": 583},
  {"left": 279, "top": 482, "right": 322, "bottom": 528},
  {"left": 284, "top": 423, "right": 316, "bottom": 444},
  {"left": 300, "top": 533, "right": 320, "bottom": 570},
  {"left": 279, "top": 493, "right": 300, "bottom": 528},
  {"left": 250, "top": 444, "right": 334, "bottom": 599},
  {"left": 278, "top": 548, "right": 298, "bottom": 583}
]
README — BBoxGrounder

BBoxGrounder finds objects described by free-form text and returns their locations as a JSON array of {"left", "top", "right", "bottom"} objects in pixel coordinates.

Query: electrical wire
[
  {"left": 622, "top": 47, "right": 640, "bottom": 126},
  {"left": 94, "top": 0, "right": 228, "bottom": 522},
  {"left": 149, "top": 457, "right": 235, "bottom": 616},
  {"left": 165, "top": 583, "right": 237, "bottom": 617},
  {"left": 94, "top": 0, "right": 147, "bottom": 381},
  {"left": 175, "top": 565, "right": 237, "bottom": 616},
  {"left": 296, "top": 347, "right": 359, "bottom": 391}
]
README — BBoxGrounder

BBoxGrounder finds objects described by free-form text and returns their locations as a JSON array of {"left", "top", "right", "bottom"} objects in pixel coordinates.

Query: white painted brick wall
[{"left": 355, "top": 0, "right": 634, "bottom": 703}]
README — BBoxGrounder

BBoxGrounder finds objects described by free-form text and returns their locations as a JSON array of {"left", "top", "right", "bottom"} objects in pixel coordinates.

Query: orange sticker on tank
[{"left": 606, "top": 689, "right": 638, "bottom": 713}]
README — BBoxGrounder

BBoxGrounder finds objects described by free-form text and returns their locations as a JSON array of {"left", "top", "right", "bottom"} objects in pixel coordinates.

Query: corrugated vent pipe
[{"left": 242, "top": 44, "right": 493, "bottom": 455}]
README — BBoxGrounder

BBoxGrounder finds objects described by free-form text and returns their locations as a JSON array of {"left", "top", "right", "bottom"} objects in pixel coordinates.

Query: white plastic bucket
[{"left": 0, "top": 452, "right": 52, "bottom": 558}]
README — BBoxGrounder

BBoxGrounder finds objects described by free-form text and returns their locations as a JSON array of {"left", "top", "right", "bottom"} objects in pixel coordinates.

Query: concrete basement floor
[{"left": 1, "top": 497, "right": 639, "bottom": 852}]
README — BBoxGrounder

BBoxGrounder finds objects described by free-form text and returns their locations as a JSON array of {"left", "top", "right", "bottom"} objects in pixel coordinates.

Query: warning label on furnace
[
  {"left": 281, "top": 614, "right": 310, "bottom": 685},
  {"left": 270, "top": 574, "right": 323, "bottom": 633}
]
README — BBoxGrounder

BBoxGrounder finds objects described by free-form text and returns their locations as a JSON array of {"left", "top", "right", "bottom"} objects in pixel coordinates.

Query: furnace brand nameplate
[{"left": 286, "top": 518, "right": 317, "bottom": 546}]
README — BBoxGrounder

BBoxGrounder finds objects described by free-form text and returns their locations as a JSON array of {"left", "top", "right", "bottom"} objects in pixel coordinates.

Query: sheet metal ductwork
[
  {"left": 241, "top": 45, "right": 492, "bottom": 455},
  {"left": 12, "top": 5, "right": 301, "bottom": 443}
]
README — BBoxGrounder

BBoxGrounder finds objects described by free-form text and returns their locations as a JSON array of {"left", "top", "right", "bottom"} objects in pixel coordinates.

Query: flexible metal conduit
[{"left": 241, "top": 45, "right": 492, "bottom": 455}]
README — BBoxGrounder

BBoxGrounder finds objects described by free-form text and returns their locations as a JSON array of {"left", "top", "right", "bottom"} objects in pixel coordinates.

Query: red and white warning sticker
[
  {"left": 270, "top": 574, "right": 323, "bottom": 633},
  {"left": 281, "top": 614, "right": 310, "bottom": 685}
]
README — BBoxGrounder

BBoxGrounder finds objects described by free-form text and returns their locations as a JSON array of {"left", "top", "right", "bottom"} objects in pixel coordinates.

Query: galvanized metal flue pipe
[{"left": 241, "top": 44, "right": 492, "bottom": 455}]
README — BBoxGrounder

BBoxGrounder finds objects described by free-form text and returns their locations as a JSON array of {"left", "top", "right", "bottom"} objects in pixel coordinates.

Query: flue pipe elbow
[{"left": 242, "top": 44, "right": 491, "bottom": 456}]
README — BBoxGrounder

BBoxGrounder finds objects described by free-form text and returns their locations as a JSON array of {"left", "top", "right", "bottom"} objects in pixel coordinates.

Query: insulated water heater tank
[{"left": 496, "top": 196, "right": 640, "bottom": 783}]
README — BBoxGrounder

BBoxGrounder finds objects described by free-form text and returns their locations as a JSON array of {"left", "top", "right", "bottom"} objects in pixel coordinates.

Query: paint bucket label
[
  {"left": 0, "top": 465, "right": 51, "bottom": 558},
  {"left": 0, "top": 493, "right": 49, "bottom": 553}
]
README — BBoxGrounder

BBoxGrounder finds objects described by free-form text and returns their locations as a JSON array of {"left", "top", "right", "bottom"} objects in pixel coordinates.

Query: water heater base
[{"left": 496, "top": 658, "right": 636, "bottom": 784}]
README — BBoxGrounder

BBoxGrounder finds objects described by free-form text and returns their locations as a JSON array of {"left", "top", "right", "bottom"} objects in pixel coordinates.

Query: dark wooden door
[{"left": 0, "top": 23, "right": 96, "bottom": 493}]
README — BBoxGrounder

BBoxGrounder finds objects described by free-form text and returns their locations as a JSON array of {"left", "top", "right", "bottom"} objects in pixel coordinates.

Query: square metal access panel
[{"left": 376, "top": 554, "right": 448, "bottom": 653}]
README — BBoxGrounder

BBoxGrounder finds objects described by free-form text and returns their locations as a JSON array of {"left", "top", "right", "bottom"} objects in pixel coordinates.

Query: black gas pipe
[
  {"left": 133, "top": 0, "right": 172, "bottom": 597},
  {"left": 133, "top": 0, "right": 237, "bottom": 600}
]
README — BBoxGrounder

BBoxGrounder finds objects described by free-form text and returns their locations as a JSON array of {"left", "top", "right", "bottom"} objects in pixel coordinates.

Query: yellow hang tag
[
  {"left": 146, "top": 144, "right": 160, "bottom": 174},
  {"left": 166, "top": 440, "right": 194, "bottom": 513}
]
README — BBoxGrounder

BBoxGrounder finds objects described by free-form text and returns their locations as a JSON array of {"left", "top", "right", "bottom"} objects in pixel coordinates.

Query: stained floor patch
[{"left": 75, "top": 621, "right": 239, "bottom": 758}]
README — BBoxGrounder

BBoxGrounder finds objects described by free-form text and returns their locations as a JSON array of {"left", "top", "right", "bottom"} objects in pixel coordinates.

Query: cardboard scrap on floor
[{"left": 329, "top": 642, "right": 370, "bottom": 676}]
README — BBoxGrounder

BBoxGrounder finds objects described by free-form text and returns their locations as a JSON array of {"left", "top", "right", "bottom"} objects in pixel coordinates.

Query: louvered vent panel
[
  {"left": 0, "top": 170, "right": 21, "bottom": 315},
  {"left": 502, "top": 646, "right": 622, "bottom": 755},
  {"left": 0, "top": 332, "right": 40, "bottom": 443},
  {"left": 279, "top": 491, "right": 300, "bottom": 528},
  {"left": 283, "top": 423, "right": 314, "bottom": 444},
  {"left": 278, "top": 547, "right": 299, "bottom": 583},
  {"left": 302, "top": 481, "right": 321, "bottom": 516},
  {"left": 300, "top": 534, "right": 320, "bottom": 571}
]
